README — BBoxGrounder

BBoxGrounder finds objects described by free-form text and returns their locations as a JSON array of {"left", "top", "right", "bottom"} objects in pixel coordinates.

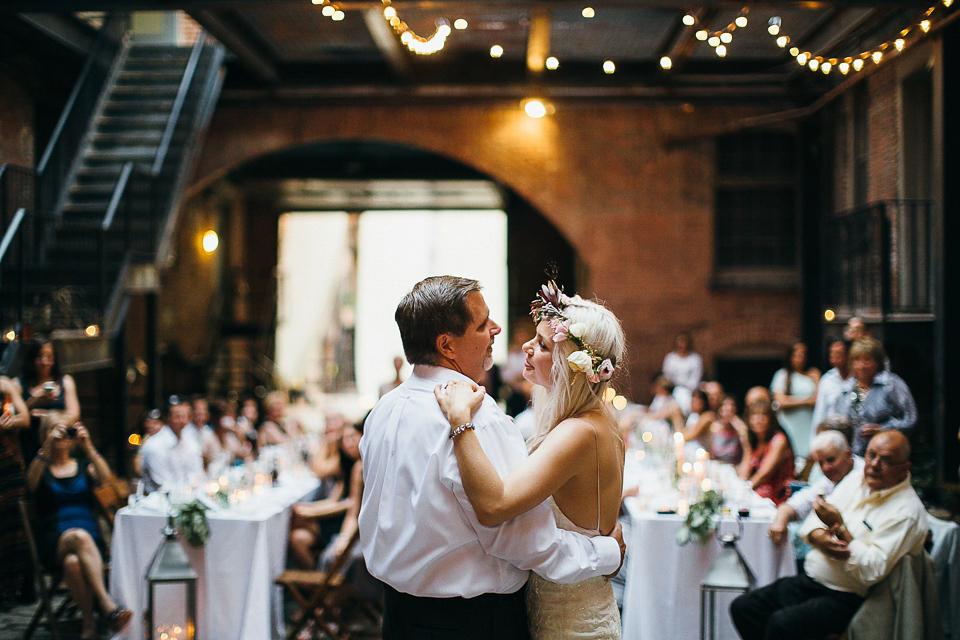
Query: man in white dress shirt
[
  {"left": 731, "top": 430, "right": 928, "bottom": 640},
  {"left": 359, "top": 276, "right": 625, "bottom": 640},
  {"left": 139, "top": 398, "right": 204, "bottom": 493},
  {"left": 811, "top": 339, "right": 851, "bottom": 431}
]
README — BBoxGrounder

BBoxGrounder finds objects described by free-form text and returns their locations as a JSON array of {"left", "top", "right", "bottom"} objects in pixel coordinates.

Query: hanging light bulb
[
  {"left": 582, "top": 7, "right": 596, "bottom": 18},
  {"left": 852, "top": 58, "right": 864, "bottom": 71},
  {"left": 920, "top": 20, "right": 931, "bottom": 32},
  {"left": 720, "top": 32, "right": 732, "bottom": 44},
  {"left": 767, "top": 16, "right": 781, "bottom": 35},
  {"left": 821, "top": 61, "right": 832, "bottom": 73},
  {"left": 696, "top": 30, "right": 708, "bottom": 41},
  {"left": 797, "top": 52, "right": 809, "bottom": 65},
  {"left": 490, "top": 44, "right": 504, "bottom": 58},
  {"left": 454, "top": 18, "right": 468, "bottom": 30},
  {"left": 944, "top": 0, "right": 953, "bottom": 8},
  {"left": 708, "top": 35, "right": 720, "bottom": 47},
  {"left": 735, "top": 15, "right": 748, "bottom": 28},
  {"left": 683, "top": 13, "right": 696, "bottom": 26},
  {"left": 776, "top": 35, "right": 789, "bottom": 47},
  {"left": 872, "top": 50, "right": 883, "bottom": 63},
  {"left": 839, "top": 61, "right": 850, "bottom": 74},
  {"left": 546, "top": 56, "right": 559, "bottom": 70},
  {"left": 603, "top": 60, "right": 616, "bottom": 74},
  {"left": 894, "top": 38, "right": 905, "bottom": 51},
  {"left": 660, "top": 56, "right": 673, "bottom": 70},
  {"left": 789, "top": 47, "right": 800, "bottom": 56},
  {"left": 322, "top": 4, "right": 335, "bottom": 16},
  {"left": 809, "top": 58, "right": 819, "bottom": 71},
  {"left": 332, "top": 9, "right": 345, "bottom": 21},
  {"left": 715, "top": 44, "right": 727, "bottom": 57},
  {"left": 383, "top": 6, "right": 396, "bottom": 18}
]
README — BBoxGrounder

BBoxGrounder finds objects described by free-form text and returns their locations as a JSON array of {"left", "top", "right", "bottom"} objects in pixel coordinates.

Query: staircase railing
[
  {"left": 35, "top": 13, "right": 126, "bottom": 221},
  {"left": 822, "top": 199, "right": 934, "bottom": 319}
]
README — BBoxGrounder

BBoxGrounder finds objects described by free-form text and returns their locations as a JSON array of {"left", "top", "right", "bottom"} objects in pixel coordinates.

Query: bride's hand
[{"left": 434, "top": 380, "right": 485, "bottom": 430}]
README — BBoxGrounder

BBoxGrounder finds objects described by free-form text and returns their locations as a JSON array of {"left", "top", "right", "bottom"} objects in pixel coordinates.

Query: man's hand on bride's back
[
  {"left": 434, "top": 380, "right": 486, "bottom": 429},
  {"left": 605, "top": 521, "right": 626, "bottom": 579}
]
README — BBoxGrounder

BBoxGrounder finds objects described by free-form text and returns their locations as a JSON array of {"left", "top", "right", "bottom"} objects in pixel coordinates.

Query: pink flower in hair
[
  {"left": 598, "top": 359, "right": 615, "bottom": 381},
  {"left": 586, "top": 371, "right": 601, "bottom": 384},
  {"left": 550, "top": 318, "right": 570, "bottom": 342}
]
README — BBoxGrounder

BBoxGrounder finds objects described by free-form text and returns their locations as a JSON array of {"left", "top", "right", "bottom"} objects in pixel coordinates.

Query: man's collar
[
  {"left": 861, "top": 471, "right": 912, "bottom": 499},
  {"left": 411, "top": 364, "right": 476, "bottom": 387}
]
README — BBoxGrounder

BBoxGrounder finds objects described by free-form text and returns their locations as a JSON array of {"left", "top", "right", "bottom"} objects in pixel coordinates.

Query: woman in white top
[
  {"left": 437, "top": 281, "right": 625, "bottom": 639},
  {"left": 662, "top": 332, "right": 703, "bottom": 391}
]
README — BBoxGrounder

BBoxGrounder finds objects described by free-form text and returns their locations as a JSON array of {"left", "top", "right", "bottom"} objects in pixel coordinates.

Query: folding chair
[
  {"left": 18, "top": 499, "right": 73, "bottom": 640},
  {"left": 276, "top": 528, "right": 365, "bottom": 640},
  {"left": 92, "top": 475, "right": 130, "bottom": 531}
]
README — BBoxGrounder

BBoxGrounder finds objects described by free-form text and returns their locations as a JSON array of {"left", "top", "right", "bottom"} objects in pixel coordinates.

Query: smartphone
[
  {"left": 42, "top": 381, "right": 56, "bottom": 392},
  {"left": 65, "top": 426, "right": 78, "bottom": 438}
]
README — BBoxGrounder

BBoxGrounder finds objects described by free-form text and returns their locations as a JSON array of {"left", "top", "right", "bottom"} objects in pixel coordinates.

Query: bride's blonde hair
[{"left": 527, "top": 296, "right": 626, "bottom": 453}]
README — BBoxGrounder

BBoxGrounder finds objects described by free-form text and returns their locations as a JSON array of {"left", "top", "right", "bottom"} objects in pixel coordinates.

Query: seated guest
[
  {"left": 132, "top": 408, "right": 163, "bottom": 476},
  {"left": 708, "top": 395, "right": 747, "bottom": 465},
  {"left": 646, "top": 374, "right": 685, "bottom": 432},
  {"left": 139, "top": 398, "right": 203, "bottom": 494},
  {"left": 833, "top": 337, "right": 916, "bottom": 457},
  {"left": 768, "top": 430, "right": 863, "bottom": 571},
  {"left": 258, "top": 390, "right": 302, "bottom": 448},
  {"left": 702, "top": 380, "right": 725, "bottom": 412},
  {"left": 731, "top": 430, "right": 928, "bottom": 640},
  {"left": 310, "top": 411, "right": 345, "bottom": 480},
  {"left": 744, "top": 385, "right": 772, "bottom": 408},
  {"left": 681, "top": 388, "right": 717, "bottom": 448},
  {"left": 289, "top": 421, "right": 362, "bottom": 569},
  {"left": 199, "top": 400, "right": 251, "bottom": 467},
  {"left": 236, "top": 394, "right": 262, "bottom": 455},
  {"left": 738, "top": 400, "right": 794, "bottom": 505},
  {"left": 26, "top": 415, "right": 131, "bottom": 638}
]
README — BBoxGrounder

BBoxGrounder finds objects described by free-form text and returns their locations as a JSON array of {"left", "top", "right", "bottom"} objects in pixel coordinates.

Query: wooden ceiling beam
[
  {"left": 526, "top": 7, "right": 551, "bottom": 74},
  {"left": 363, "top": 8, "right": 413, "bottom": 79},
  {"left": 191, "top": 8, "right": 279, "bottom": 83}
]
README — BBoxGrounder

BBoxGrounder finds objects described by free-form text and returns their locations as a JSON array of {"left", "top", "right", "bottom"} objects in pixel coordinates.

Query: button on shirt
[
  {"left": 139, "top": 425, "right": 204, "bottom": 494},
  {"left": 358, "top": 365, "right": 621, "bottom": 598},
  {"left": 798, "top": 468, "right": 928, "bottom": 596}
]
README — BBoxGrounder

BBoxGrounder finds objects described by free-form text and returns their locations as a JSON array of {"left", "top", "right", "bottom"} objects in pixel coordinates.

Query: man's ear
[{"left": 436, "top": 333, "right": 457, "bottom": 361}]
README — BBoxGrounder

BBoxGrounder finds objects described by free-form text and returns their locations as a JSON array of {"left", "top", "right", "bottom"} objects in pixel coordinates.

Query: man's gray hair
[
  {"left": 812, "top": 429, "right": 850, "bottom": 455},
  {"left": 394, "top": 276, "right": 482, "bottom": 366}
]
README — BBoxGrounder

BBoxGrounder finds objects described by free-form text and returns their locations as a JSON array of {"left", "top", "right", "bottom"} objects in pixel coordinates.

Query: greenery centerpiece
[
  {"left": 172, "top": 499, "right": 211, "bottom": 548},
  {"left": 675, "top": 489, "right": 724, "bottom": 546}
]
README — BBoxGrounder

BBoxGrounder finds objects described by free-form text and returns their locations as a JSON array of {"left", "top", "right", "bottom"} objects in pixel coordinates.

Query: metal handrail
[
  {"left": 152, "top": 31, "right": 206, "bottom": 176},
  {"left": 36, "top": 13, "right": 121, "bottom": 177},
  {"left": 102, "top": 161, "right": 134, "bottom": 231},
  {"left": 0, "top": 208, "right": 25, "bottom": 269}
]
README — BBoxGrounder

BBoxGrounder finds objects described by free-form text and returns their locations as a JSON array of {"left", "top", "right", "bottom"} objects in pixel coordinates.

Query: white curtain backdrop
[
  {"left": 355, "top": 210, "right": 507, "bottom": 407},
  {"left": 275, "top": 212, "right": 349, "bottom": 388}
]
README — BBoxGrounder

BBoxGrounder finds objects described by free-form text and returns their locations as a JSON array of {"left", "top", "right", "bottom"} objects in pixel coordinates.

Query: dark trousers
[
  {"left": 381, "top": 583, "right": 530, "bottom": 640},
  {"left": 730, "top": 574, "right": 865, "bottom": 640}
]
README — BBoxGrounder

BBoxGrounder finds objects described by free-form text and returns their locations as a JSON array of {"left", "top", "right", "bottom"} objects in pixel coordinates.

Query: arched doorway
[{"left": 169, "top": 140, "right": 578, "bottom": 411}]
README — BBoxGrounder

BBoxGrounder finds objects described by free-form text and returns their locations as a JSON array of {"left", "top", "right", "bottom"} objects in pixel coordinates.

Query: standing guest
[
  {"left": 744, "top": 385, "right": 772, "bottom": 409},
  {"left": 702, "top": 381, "right": 726, "bottom": 413},
  {"left": 138, "top": 399, "right": 203, "bottom": 494},
  {"left": 15, "top": 339, "right": 80, "bottom": 462},
  {"left": 258, "top": 390, "right": 302, "bottom": 447},
  {"left": 359, "top": 276, "right": 624, "bottom": 640},
  {"left": 770, "top": 342, "right": 820, "bottom": 460},
  {"left": 710, "top": 396, "right": 748, "bottom": 465},
  {"left": 834, "top": 337, "right": 916, "bottom": 457},
  {"left": 26, "top": 416, "right": 131, "bottom": 638},
  {"left": 0, "top": 376, "right": 31, "bottom": 606},
  {"left": 738, "top": 400, "right": 795, "bottom": 505},
  {"left": 681, "top": 389, "right": 717, "bottom": 448},
  {"left": 844, "top": 316, "right": 868, "bottom": 342},
  {"left": 378, "top": 356, "right": 406, "bottom": 398},
  {"left": 662, "top": 332, "right": 703, "bottom": 392},
  {"left": 811, "top": 340, "right": 852, "bottom": 432},
  {"left": 731, "top": 431, "right": 928, "bottom": 640}
]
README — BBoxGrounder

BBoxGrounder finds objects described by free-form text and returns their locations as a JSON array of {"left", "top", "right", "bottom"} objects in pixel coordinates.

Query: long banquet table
[
  {"left": 620, "top": 443, "right": 796, "bottom": 640},
  {"left": 109, "top": 474, "right": 319, "bottom": 640}
]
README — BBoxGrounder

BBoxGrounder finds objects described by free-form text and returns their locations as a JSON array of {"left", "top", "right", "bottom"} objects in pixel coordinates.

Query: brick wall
[
  {"left": 0, "top": 72, "right": 34, "bottom": 167},
  {"left": 183, "top": 100, "right": 802, "bottom": 401}
]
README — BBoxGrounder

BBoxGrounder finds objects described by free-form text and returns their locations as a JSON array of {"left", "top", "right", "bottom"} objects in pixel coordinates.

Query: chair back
[{"left": 93, "top": 475, "right": 130, "bottom": 529}]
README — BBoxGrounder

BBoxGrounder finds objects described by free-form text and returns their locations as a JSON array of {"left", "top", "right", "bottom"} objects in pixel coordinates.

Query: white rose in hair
[
  {"left": 568, "top": 323, "right": 588, "bottom": 338},
  {"left": 567, "top": 350, "right": 593, "bottom": 373}
]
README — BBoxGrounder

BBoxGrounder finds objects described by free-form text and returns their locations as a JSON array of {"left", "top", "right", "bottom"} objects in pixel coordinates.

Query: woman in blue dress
[{"left": 25, "top": 415, "right": 130, "bottom": 639}]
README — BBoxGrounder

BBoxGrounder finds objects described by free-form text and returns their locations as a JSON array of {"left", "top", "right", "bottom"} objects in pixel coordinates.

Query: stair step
[
  {"left": 104, "top": 100, "right": 174, "bottom": 112},
  {"left": 87, "top": 149, "right": 156, "bottom": 162},
  {"left": 119, "top": 70, "right": 184, "bottom": 82},
  {"left": 91, "top": 131, "right": 163, "bottom": 144},
  {"left": 97, "top": 114, "right": 169, "bottom": 127}
]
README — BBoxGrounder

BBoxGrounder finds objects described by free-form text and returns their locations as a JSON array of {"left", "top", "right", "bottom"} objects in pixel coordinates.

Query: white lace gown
[{"left": 526, "top": 497, "right": 622, "bottom": 639}]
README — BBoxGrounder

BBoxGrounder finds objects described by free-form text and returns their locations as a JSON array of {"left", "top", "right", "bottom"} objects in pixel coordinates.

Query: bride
[{"left": 436, "top": 280, "right": 625, "bottom": 639}]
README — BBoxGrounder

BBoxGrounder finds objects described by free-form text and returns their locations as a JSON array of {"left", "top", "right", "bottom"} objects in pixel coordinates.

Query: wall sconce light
[
  {"left": 521, "top": 98, "right": 554, "bottom": 118},
  {"left": 202, "top": 230, "right": 219, "bottom": 254}
]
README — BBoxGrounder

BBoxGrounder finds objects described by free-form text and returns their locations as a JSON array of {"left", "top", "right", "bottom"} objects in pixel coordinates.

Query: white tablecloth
[
  {"left": 109, "top": 476, "right": 319, "bottom": 640},
  {"left": 620, "top": 449, "right": 796, "bottom": 640}
]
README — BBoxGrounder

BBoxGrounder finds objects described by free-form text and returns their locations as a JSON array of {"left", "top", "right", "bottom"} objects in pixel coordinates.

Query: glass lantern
[
  {"left": 699, "top": 517, "right": 755, "bottom": 640},
  {"left": 146, "top": 517, "right": 197, "bottom": 640}
]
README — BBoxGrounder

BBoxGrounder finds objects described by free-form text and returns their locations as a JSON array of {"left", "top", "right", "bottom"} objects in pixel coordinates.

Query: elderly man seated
[
  {"left": 768, "top": 430, "right": 863, "bottom": 547},
  {"left": 731, "top": 430, "right": 928, "bottom": 640}
]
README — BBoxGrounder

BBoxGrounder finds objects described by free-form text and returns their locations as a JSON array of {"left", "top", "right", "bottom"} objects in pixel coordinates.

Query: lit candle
[
  {"left": 674, "top": 431, "right": 685, "bottom": 473},
  {"left": 678, "top": 498, "right": 689, "bottom": 516},
  {"left": 694, "top": 460, "right": 705, "bottom": 483}
]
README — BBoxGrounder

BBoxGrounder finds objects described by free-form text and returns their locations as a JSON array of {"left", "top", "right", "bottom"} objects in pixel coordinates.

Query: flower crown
[{"left": 530, "top": 280, "right": 616, "bottom": 384}]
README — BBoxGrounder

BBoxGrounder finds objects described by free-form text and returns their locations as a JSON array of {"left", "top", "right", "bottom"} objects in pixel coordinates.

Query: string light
[
  {"left": 768, "top": 2, "right": 954, "bottom": 76},
  {"left": 379, "top": 0, "right": 452, "bottom": 55},
  {"left": 681, "top": 7, "right": 750, "bottom": 59},
  {"left": 546, "top": 56, "right": 559, "bottom": 70},
  {"left": 582, "top": 7, "right": 596, "bottom": 19},
  {"left": 602, "top": 60, "right": 616, "bottom": 74},
  {"left": 660, "top": 56, "right": 673, "bottom": 69},
  {"left": 454, "top": 18, "right": 468, "bottom": 30},
  {"left": 490, "top": 44, "right": 504, "bottom": 58}
]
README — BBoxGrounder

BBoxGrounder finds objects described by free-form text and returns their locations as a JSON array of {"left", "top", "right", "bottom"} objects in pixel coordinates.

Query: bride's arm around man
[{"left": 358, "top": 275, "right": 625, "bottom": 640}]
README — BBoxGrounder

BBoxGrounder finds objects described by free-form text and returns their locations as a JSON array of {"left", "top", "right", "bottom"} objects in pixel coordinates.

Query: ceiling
[{"left": 4, "top": 1, "right": 953, "bottom": 105}]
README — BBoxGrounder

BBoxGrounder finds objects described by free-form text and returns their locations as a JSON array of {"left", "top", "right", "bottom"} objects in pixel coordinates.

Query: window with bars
[{"left": 712, "top": 129, "right": 800, "bottom": 288}]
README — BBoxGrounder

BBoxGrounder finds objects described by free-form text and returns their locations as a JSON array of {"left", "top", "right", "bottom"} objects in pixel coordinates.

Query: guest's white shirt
[
  {"left": 139, "top": 425, "right": 204, "bottom": 494},
  {"left": 786, "top": 456, "right": 864, "bottom": 521},
  {"left": 798, "top": 468, "right": 928, "bottom": 596},
  {"left": 811, "top": 367, "right": 850, "bottom": 430},
  {"left": 359, "top": 365, "right": 621, "bottom": 598},
  {"left": 662, "top": 351, "right": 703, "bottom": 391}
]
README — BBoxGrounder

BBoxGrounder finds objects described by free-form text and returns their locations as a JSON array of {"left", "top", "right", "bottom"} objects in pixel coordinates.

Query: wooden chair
[
  {"left": 276, "top": 528, "right": 371, "bottom": 640},
  {"left": 18, "top": 499, "right": 72, "bottom": 640},
  {"left": 92, "top": 475, "right": 130, "bottom": 531}
]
